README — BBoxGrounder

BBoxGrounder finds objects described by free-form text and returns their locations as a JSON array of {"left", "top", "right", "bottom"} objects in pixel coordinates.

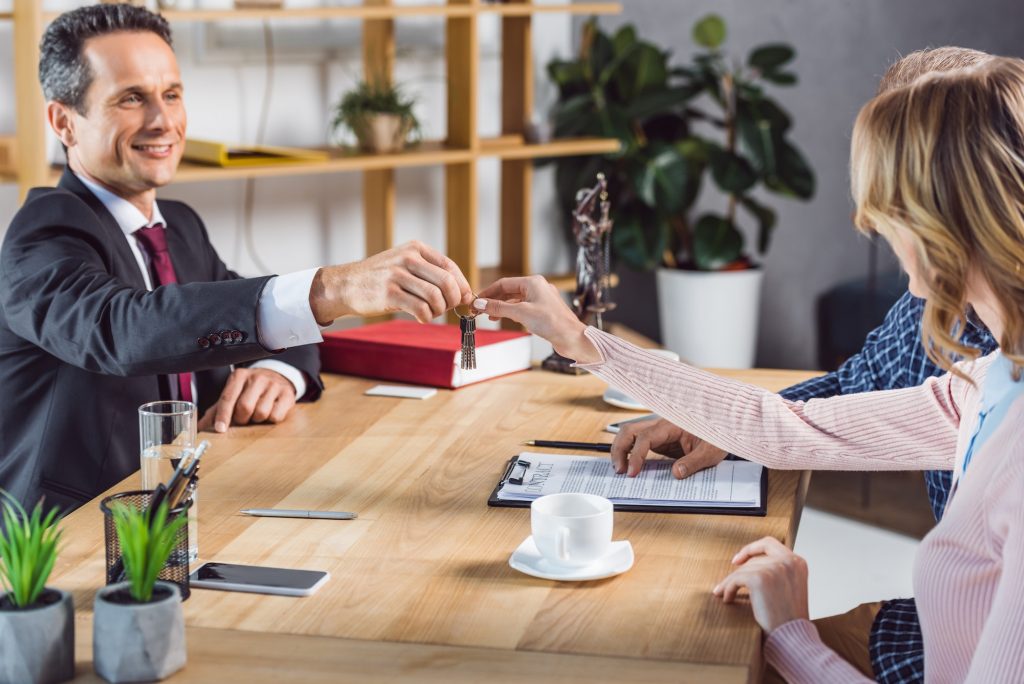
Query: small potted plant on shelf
[
  {"left": 547, "top": 16, "right": 815, "bottom": 367},
  {"left": 331, "top": 79, "right": 421, "bottom": 154},
  {"left": 0, "top": 494, "right": 72, "bottom": 684},
  {"left": 94, "top": 501, "right": 189, "bottom": 683}
]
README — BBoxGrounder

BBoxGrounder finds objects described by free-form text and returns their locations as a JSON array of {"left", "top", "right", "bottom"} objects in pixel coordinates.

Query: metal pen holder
[{"left": 100, "top": 490, "right": 192, "bottom": 601}]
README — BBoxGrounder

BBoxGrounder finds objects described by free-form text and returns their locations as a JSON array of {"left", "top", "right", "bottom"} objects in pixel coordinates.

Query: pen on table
[
  {"left": 240, "top": 509, "right": 358, "bottom": 520},
  {"left": 522, "top": 440, "right": 612, "bottom": 453}
]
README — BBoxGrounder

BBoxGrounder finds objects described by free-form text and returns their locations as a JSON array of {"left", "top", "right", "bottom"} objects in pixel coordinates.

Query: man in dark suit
[{"left": 0, "top": 5, "right": 472, "bottom": 512}]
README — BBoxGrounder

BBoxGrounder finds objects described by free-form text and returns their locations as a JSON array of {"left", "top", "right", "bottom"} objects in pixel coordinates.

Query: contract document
[{"left": 493, "top": 452, "right": 765, "bottom": 512}]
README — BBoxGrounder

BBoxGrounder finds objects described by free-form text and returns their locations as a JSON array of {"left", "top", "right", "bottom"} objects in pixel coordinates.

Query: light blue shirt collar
[
  {"left": 74, "top": 172, "right": 166, "bottom": 237},
  {"left": 982, "top": 351, "right": 1024, "bottom": 413}
]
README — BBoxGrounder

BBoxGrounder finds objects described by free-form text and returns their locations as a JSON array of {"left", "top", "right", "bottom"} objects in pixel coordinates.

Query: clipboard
[{"left": 487, "top": 455, "right": 768, "bottom": 517}]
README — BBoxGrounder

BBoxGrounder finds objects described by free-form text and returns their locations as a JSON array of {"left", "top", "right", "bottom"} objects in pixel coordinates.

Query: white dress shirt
[{"left": 76, "top": 174, "right": 322, "bottom": 401}]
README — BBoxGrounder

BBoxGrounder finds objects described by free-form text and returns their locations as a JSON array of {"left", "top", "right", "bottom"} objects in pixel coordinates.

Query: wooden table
[{"left": 52, "top": 366, "right": 818, "bottom": 683}]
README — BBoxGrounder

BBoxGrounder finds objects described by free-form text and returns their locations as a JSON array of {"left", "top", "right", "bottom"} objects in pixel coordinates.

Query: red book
[{"left": 320, "top": 320, "right": 532, "bottom": 389}]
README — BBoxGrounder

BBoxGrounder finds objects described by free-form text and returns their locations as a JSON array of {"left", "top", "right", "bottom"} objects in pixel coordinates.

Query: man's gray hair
[{"left": 39, "top": 4, "right": 173, "bottom": 113}]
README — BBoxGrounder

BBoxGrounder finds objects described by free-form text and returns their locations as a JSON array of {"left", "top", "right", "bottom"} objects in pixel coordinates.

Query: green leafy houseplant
[
  {"left": 547, "top": 15, "right": 815, "bottom": 271},
  {"left": 110, "top": 501, "right": 188, "bottom": 603},
  {"left": 331, "top": 80, "right": 421, "bottom": 153},
  {"left": 0, "top": 494, "right": 61, "bottom": 609}
]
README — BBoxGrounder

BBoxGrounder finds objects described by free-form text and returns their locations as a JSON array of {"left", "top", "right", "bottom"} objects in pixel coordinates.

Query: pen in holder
[{"left": 100, "top": 490, "right": 192, "bottom": 601}]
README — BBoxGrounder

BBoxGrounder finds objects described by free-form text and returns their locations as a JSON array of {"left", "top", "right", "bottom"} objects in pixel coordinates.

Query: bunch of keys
[{"left": 456, "top": 305, "right": 477, "bottom": 371}]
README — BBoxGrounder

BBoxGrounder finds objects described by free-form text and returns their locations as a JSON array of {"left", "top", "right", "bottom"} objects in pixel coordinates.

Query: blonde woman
[{"left": 473, "top": 56, "right": 1024, "bottom": 681}]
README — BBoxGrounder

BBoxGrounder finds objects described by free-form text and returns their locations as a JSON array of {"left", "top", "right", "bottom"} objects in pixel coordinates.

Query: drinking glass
[{"left": 139, "top": 400, "right": 199, "bottom": 562}]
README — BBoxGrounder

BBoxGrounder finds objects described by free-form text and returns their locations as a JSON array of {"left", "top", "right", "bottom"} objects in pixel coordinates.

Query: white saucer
[
  {"left": 509, "top": 536, "right": 634, "bottom": 581},
  {"left": 603, "top": 387, "right": 649, "bottom": 411}
]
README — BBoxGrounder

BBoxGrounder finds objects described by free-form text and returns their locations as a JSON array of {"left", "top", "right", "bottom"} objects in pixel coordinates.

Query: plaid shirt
[{"left": 780, "top": 291, "right": 996, "bottom": 683}]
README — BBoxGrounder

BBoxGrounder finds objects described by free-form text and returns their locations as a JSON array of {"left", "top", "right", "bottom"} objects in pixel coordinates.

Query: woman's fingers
[
  {"left": 476, "top": 277, "right": 531, "bottom": 301},
  {"left": 713, "top": 569, "right": 759, "bottom": 603},
  {"left": 472, "top": 296, "right": 526, "bottom": 323},
  {"left": 732, "top": 536, "right": 787, "bottom": 565}
]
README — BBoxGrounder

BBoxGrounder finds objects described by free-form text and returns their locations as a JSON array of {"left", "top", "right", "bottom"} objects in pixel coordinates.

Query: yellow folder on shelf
[{"left": 183, "top": 138, "right": 328, "bottom": 167}]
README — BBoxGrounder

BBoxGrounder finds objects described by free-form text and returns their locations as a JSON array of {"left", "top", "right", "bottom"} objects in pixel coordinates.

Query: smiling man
[{"left": 0, "top": 5, "right": 473, "bottom": 512}]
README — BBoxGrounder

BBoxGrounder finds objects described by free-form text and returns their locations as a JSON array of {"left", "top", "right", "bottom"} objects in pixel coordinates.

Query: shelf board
[
  {"left": 175, "top": 140, "right": 475, "bottom": 181},
  {"left": 40, "top": 3, "right": 620, "bottom": 24},
  {"left": 34, "top": 141, "right": 469, "bottom": 185},
  {"left": 0, "top": 12, "right": 13, "bottom": 21},
  {"left": 480, "top": 136, "right": 620, "bottom": 159},
  {"left": 9, "top": 137, "right": 619, "bottom": 187},
  {"left": 480, "top": 3, "right": 622, "bottom": 16}
]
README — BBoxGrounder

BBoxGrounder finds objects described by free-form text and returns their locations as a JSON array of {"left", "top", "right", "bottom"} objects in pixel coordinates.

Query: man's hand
[
  {"left": 310, "top": 241, "right": 474, "bottom": 325},
  {"left": 610, "top": 418, "right": 728, "bottom": 478},
  {"left": 712, "top": 536, "right": 810, "bottom": 633},
  {"left": 198, "top": 367, "right": 297, "bottom": 433}
]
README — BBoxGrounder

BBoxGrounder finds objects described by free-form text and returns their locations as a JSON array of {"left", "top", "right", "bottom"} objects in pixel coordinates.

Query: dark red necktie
[{"left": 134, "top": 224, "right": 193, "bottom": 403}]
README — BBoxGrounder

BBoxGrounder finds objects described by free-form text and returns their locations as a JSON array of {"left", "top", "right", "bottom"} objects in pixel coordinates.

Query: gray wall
[{"left": 579, "top": 0, "right": 1024, "bottom": 369}]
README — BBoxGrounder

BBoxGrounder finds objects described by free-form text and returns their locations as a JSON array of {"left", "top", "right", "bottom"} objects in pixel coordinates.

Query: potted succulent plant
[
  {"left": 331, "top": 79, "right": 421, "bottom": 154},
  {"left": 548, "top": 16, "right": 815, "bottom": 367},
  {"left": 94, "top": 501, "right": 189, "bottom": 683},
  {"left": 0, "top": 495, "right": 72, "bottom": 684}
]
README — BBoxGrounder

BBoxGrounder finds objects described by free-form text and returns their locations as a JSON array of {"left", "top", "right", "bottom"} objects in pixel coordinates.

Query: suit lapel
[
  {"left": 161, "top": 210, "right": 201, "bottom": 285},
  {"left": 58, "top": 170, "right": 148, "bottom": 290}
]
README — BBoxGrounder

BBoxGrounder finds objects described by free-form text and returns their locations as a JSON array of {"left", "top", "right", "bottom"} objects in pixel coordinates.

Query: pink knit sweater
[{"left": 579, "top": 327, "right": 1024, "bottom": 683}]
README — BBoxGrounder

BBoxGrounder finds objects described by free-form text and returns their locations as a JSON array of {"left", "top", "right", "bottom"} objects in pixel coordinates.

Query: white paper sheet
[{"left": 497, "top": 452, "right": 763, "bottom": 508}]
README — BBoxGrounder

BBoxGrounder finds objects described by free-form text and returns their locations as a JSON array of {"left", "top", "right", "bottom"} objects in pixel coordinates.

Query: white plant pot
[
  {"left": 94, "top": 581, "right": 186, "bottom": 683},
  {"left": 656, "top": 267, "right": 764, "bottom": 369},
  {"left": 0, "top": 589, "right": 74, "bottom": 684}
]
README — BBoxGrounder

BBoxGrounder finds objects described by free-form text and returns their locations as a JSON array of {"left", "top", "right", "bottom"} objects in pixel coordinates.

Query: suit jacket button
[
  {"left": 208, "top": 333, "right": 222, "bottom": 346},
  {"left": 220, "top": 330, "right": 234, "bottom": 344},
  {"left": 197, "top": 337, "right": 211, "bottom": 349},
  {"left": 231, "top": 330, "right": 243, "bottom": 343}
]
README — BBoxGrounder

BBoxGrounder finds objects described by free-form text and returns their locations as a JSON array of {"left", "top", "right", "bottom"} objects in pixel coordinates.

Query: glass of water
[{"left": 139, "top": 400, "right": 199, "bottom": 562}]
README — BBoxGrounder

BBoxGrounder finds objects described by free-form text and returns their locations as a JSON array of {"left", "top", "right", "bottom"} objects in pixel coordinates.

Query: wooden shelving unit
[{"left": 6, "top": 1, "right": 622, "bottom": 293}]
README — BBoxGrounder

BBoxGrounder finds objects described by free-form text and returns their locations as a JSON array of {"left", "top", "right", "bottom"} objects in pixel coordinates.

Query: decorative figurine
[{"left": 543, "top": 173, "right": 616, "bottom": 374}]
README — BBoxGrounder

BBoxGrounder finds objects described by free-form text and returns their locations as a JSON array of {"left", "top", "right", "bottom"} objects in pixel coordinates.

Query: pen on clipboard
[{"left": 522, "top": 440, "right": 612, "bottom": 453}]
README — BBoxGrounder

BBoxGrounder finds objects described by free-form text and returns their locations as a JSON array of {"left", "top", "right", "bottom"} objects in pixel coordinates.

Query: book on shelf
[
  {"left": 320, "top": 320, "right": 531, "bottom": 389},
  {"left": 183, "top": 138, "right": 328, "bottom": 167}
]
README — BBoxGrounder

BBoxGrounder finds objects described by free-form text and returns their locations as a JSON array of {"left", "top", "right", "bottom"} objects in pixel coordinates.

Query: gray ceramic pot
[
  {"left": 0, "top": 588, "right": 75, "bottom": 684},
  {"left": 93, "top": 581, "right": 186, "bottom": 683}
]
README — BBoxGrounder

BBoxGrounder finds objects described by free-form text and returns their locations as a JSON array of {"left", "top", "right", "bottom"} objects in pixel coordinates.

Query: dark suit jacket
[{"left": 0, "top": 170, "right": 322, "bottom": 513}]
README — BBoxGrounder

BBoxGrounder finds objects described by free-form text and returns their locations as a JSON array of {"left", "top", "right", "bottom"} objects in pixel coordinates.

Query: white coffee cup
[{"left": 531, "top": 493, "right": 613, "bottom": 568}]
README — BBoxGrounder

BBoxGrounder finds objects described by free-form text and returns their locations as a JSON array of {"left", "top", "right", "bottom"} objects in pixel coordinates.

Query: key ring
[{"left": 455, "top": 299, "right": 478, "bottom": 320}]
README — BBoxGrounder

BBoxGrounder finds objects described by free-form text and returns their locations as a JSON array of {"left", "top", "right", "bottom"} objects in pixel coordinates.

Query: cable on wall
[{"left": 239, "top": 20, "right": 275, "bottom": 275}]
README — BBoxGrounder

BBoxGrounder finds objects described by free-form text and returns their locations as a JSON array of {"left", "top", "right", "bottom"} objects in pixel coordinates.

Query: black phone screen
[{"left": 192, "top": 562, "right": 326, "bottom": 590}]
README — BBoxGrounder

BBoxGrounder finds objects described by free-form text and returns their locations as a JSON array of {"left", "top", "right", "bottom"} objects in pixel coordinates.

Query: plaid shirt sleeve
[{"left": 780, "top": 292, "right": 924, "bottom": 403}]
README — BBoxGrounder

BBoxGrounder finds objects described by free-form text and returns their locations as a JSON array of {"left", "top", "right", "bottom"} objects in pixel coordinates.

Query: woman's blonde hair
[{"left": 851, "top": 56, "right": 1024, "bottom": 379}]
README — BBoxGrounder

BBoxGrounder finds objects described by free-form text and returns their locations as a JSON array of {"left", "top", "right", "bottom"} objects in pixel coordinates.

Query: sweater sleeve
[
  {"left": 765, "top": 620, "right": 873, "bottom": 683},
  {"left": 577, "top": 327, "right": 971, "bottom": 471}
]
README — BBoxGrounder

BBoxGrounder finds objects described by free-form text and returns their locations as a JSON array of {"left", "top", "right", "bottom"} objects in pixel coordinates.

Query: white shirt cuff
[
  {"left": 248, "top": 359, "right": 308, "bottom": 400},
  {"left": 257, "top": 268, "right": 325, "bottom": 350}
]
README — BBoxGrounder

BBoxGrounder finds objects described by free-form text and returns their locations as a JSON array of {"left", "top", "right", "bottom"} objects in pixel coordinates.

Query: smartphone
[
  {"left": 605, "top": 414, "right": 659, "bottom": 434},
  {"left": 189, "top": 562, "right": 329, "bottom": 597}
]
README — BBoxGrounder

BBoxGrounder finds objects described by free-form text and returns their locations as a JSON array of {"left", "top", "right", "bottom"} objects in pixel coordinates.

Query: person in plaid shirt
[{"left": 609, "top": 48, "right": 997, "bottom": 683}]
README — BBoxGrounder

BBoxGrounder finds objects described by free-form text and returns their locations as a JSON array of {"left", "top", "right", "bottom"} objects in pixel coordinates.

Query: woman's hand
[
  {"left": 611, "top": 418, "right": 729, "bottom": 478},
  {"left": 712, "top": 536, "right": 810, "bottom": 633},
  {"left": 473, "top": 276, "right": 602, "bottom": 364}
]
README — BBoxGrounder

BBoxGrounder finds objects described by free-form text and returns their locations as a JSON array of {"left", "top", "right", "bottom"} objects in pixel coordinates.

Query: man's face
[{"left": 65, "top": 31, "right": 186, "bottom": 197}]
